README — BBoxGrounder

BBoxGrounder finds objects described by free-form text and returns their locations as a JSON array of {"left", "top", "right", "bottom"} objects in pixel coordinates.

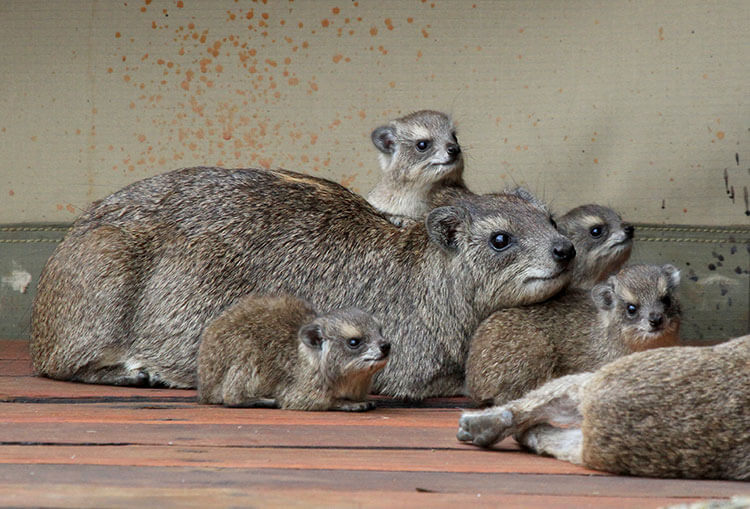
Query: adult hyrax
[
  {"left": 367, "top": 110, "right": 468, "bottom": 225},
  {"left": 197, "top": 295, "right": 389, "bottom": 411},
  {"left": 556, "top": 204, "right": 634, "bottom": 289},
  {"left": 458, "top": 334, "right": 750, "bottom": 480},
  {"left": 466, "top": 264, "right": 681, "bottom": 406},
  {"left": 31, "top": 166, "right": 575, "bottom": 399}
]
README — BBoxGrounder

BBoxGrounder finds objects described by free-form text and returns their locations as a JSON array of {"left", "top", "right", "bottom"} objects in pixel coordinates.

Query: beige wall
[{"left": 1, "top": 0, "right": 748, "bottom": 225}]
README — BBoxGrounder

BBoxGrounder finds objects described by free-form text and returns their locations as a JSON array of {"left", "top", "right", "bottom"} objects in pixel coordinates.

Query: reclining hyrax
[
  {"left": 458, "top": 334, "right": 750, "bottom": 480},
  {"left": 367, "top": 110, "right": 468, "bottom": 225},
  {"left": 30, "top": 166, "right": 575, "bottom": 399},
  {"left": 466, "top": 264, "right": 681, "bottom": 406},
  {"left": 197, "top": 294, "right": 389, "bottom": 411},
  {"left": 556, "top": 204, "right": 634, "bottom": 289}
]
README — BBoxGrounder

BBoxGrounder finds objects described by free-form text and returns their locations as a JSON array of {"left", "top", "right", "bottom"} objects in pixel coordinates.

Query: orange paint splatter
[
  {"left": 8, "top": 190, "right": 14, "bottom": 196},
  {"left": 358, "top": 110, "right": 366, "bottom": 120},
  {"left": 385, "top": 18, "right": 394, "bottom": 30},
  {"left": 332, "top": 54, "right": 343, "bottom": 63},
  {"left": 66, "top": 204, "right": 76, "bottom": 214},
  {"left": 716, "top": 131, "right": 725, "bottom": 140},
  {"left": 322, "top": 18, "right": 330, "bottom": 27},
  {"left": 176, "top": 1, "right": 183, "bottom": 7},
  {"left": 593, "top": 158, "right": 599, "bottom": 164},
  {"left": 370, "top": 26, "right": 378, "bottom": 36},
  {"left": 407, "top": 17, "right": 413, "bottom": 23},
  {"left": 332, "top": 7, "right": 340, "bottom": 14},
  {"left": 115, "top": 32, "right": 121, "bottom": 38},
  {"left": 658, "top": 26, "right": 664, "bottom": 41}
]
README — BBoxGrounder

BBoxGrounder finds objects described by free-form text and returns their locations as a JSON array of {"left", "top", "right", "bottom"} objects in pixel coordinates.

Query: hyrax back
[
  {"left": 580, "top": 334, "right": 750, "bottom": 479},
  {"left": 198, "top": 294, "right": 390, "bottom": 411},
  {"left": 466, "top": 264, "right": 681, "bottom": 405},
  {"left": 458, "top": 335, "right": 749, "bottom": 480},
  {"left": 31, "top": 166, "right": 574, "bottom": 399},
  {"left": 556, "top": 204, "right": 634, "bottom": 289},
  {"left": 367, "top": 110, "right": 467, "bottom": 224}
]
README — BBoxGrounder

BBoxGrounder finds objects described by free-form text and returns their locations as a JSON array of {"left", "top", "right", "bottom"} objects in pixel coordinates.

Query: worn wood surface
[{"left": 1, "top": 339, "right": 748, "bottom": 508}]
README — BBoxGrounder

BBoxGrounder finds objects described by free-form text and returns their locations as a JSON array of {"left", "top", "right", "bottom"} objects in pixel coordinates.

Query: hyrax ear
[
  {"left": 299, "top": 324, "right": 324, "bottom": 350},
  {"left": 591, "top": 280, "right": 616, "bottom": 311},
  {"left": 426, "top": 206, "right": 470, "bottom": 253},
  {"left": 371, "top": 126, "right": 397, "bottom": 154},
  {"left": 661, "top": 264, "right": 680, "bottom": 289}
]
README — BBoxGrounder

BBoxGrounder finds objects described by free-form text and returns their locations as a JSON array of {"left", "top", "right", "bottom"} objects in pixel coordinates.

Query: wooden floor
[{"left": 1, "top": 339, "right": 748, "bottom": 508}]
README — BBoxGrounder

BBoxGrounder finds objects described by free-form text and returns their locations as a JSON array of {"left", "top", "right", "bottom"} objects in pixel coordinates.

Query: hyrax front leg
[
  {"left": 458, "top": 373, "right": 591, "bottom": 448},
  {"left": 331, "top": 399, "right": 377, "bottom": 412},
  {"left": 517, "top": 425, "right": 584, "bottom": 464}
]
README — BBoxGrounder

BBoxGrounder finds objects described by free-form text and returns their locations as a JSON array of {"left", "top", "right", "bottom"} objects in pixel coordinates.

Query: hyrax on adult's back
[
  {"left": 367, "top": 110, "right": 468, "bottom": 224},
  {"left": 556, "top": 204, "right": 634, "bottom": 289},
  {"left": 458, "top": 334, "right": 750, "bottom": 480},
  {"left": 198, "top": 294, "right": 390, "bottom": 411},
  {"left": 466, "top": 264, "right": 681, "bottom": 405},
  {"left": 30, "top": 166, "right": 575, "bottom": 399}
]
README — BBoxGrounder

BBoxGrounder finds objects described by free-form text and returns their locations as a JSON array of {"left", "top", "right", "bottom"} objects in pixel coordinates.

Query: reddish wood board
[{"left": 1, "top": 339, "right": 748, "bottom": 508}]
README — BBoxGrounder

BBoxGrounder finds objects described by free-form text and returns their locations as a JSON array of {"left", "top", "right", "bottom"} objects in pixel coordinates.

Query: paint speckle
[{"left": 1, "top": 269, "right": 32, "bottom": 294}]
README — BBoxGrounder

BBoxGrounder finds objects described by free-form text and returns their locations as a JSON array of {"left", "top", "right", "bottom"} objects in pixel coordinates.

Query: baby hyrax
[
  {"left": 458, "top": 334, "right": 750, "bottom": 480},
  {"left": 367, "top": 110, "right": 467, "bottom": 225},
  {"left": 556, "top": 204, "right": 634, "bottom": 289},
  {"left": 466, "top": 264, "right": 681, "bottom": 406},
  {"left": 198, "top": 294, "right": 390, "bottom": 411}
]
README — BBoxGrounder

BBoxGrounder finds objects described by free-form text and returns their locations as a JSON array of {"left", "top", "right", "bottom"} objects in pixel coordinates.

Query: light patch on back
[{"left": 1, "top": 269, "right": 32, "bottom": 294}]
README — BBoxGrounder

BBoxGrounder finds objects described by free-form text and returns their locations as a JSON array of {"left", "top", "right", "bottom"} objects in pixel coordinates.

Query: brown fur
[
  {"left": 367, "top": 110, "right": 468, "bottom": 225},
  {"left": 30, "top": 166, "right": 574, "bottom": 399},
  {"left": 466, "top": 264, "right": 681, "bottom": 405},
  {"left": 198, "top": 294, "right": 389, "bottom": 411},
  {"left": 458, "top": 334, "right": 750, "bottom": 480}
]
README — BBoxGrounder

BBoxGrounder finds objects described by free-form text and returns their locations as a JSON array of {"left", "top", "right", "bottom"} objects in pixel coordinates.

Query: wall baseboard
[{"left": 2, "top": 223, "right": 748, "bottom": 341}]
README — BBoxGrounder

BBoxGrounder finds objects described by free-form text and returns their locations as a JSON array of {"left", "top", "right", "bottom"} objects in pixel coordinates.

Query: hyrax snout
[
  {"left": 367, "top": 110, "right": 468, "bottom": 224},
  {"left": 555, "top": 204, "right": 634, "bottom": 289},
  {"left": 466, "top": 264, "right": 681, "bottom": 406},
  {"left": 30, "top": 166, "right": 572, "bottom": 400},
  {"left": 198, "top": 294, "right": 389, "bottom": 411},
  {"left": 458, "top": 334, "right": 750, "bottom": 480}
]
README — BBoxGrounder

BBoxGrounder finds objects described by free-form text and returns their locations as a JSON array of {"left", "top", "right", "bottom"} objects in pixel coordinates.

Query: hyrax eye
[
  {"left": 415, "top": 140, "right": 432, "bottom": 152},
  {"left": 347, "top": 338, "right": 363, "bottom": 349},
  {"left": 590, "top": 225, "right": 605, "bottom": 238},
  {"left": 489, "top": 232, "right": 512, "bottom": 252},
  {"left": 661, "top": 295, "right": 672, "bottom": 307},
  {"left": 626, "top": 303, "right": 638, "bottom": 316}
]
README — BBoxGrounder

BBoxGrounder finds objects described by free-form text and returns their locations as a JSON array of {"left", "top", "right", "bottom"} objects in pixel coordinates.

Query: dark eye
[
  {"left": 590, "top": 225, "right": 605, "bottom": 238},
  {"left": 626, "top": 303, "right": 638, "bottom": 316},
  {"left": 347, "top": 338, "right": 362, "bottom": 349},
  {"left": 451, "top": 132, "right": 458, "bottom": 143},
  {"left": 415, "top": 139, "right": 431, "bottom": 152},
  {"left": 489, "top": 232, "right": 512, "bottom": 252},
  {"left": 662, "top": 295, "right": 672, "bottom": 307}
]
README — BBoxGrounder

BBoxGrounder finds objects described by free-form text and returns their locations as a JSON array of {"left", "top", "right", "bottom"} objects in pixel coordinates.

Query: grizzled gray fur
[{"left": 31, "top": 166, "right": 574, "bottom": 399}]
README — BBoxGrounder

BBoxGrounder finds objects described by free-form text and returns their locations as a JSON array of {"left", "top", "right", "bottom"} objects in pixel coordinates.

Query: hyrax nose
[
  {"left": 446, "top": 143, "right": 461, "bottom": 157},
  {"left": 552, "top": 239, "right": 576, "bottom": 265},
  {"left": 380, "top": 343, "right": 391, "bottom": 357},
  {"left": 648, "top": 312, "right": 664, "bottom": 329},
  {"left": 623, "top": 224, "right": 635, "bottom": 238}
]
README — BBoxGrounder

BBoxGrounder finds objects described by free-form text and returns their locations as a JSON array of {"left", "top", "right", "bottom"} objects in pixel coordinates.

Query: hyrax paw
[
  {"left": 334, "top": 400, "right": 376, "bottom": 412},
  {"left": 456, "top": 408, "right": 514, "bottom": 448}
]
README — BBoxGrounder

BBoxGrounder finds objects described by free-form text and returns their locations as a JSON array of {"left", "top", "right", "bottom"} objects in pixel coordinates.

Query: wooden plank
[
  {"left": 0, "top": 401, "right": 467, "bottom": 428},
  {"left": 1, "top": 464, "right": 746, "bottom": 501},
  {"left": 0, "top": 483, "right": 716, "bottom": 509},
  {"left": 0, "top": 359, "right": 32, "bottom": 376},
  {"left": 0, "top": 340, "right": 29, "bottom": 359},
  {"left": 0, "top": 421, "right": 490, "bottom": 450},
  {"left": 0, "top": 444, "right": 600, "bottom": 475}
]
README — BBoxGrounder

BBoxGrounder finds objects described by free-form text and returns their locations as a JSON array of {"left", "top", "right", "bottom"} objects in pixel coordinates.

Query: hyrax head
[
  {"left": 425, "top": 188, "right": 576, "bottom": 311},
  {"left": 556, "top": 204, "right": 634, "bottom": 287},
  {"left": 298, "top": 308, "right": 390, "bottom": 391},
  {"left": 371, "top": 110, "right": 463, "bottom": 184},
  {"left": 591, "top": 264, "right": 681, "bottom": 350}
]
